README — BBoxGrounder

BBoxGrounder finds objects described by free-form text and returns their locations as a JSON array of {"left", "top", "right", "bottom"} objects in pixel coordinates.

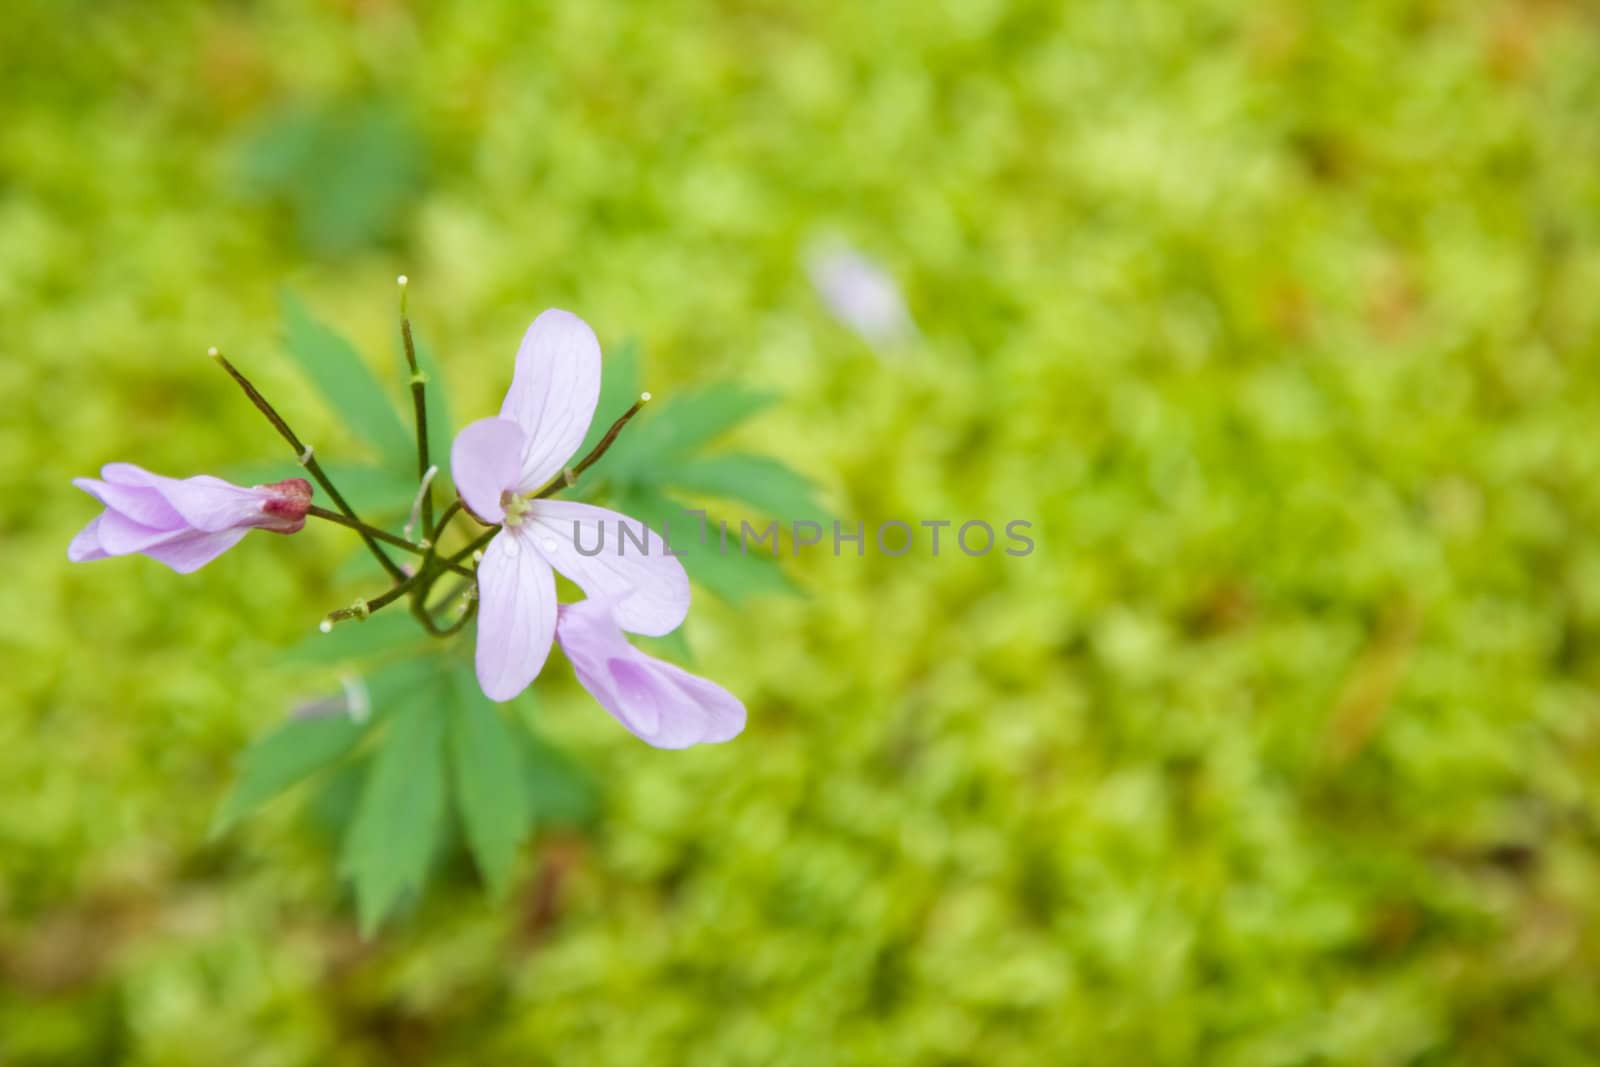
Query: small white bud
[
  {"left": 640, "top": 391, "right": 652, "bottom": 402},
  {"left": 397, "top": 274, "right": 409, "bottom": 286},
  {"left": 318, "top": 619, "right": 334, "bottom": 634}
]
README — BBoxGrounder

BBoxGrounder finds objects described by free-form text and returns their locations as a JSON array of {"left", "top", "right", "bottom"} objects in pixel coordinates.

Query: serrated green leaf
[
  {"left": 216, "top": 657, "right": 447, "bottom": 836},
  {"left": 608, "top": 384, "right": 775, "bottom": 479},
  {"left": 320, "top": 463, "right": 423, "bottom": 521},
  {"left": 240, "top": 101, "right": 425, "bottom": 257},
  {"left": 515, "top": 717, "right": 600, "bottom": 829},
  {"left": 281, "top": 291, "right": 413, "bottom": 468},
  {"left": 672, "top": 535, "right": 796, "bottom": 604},
  {"left": 447, "top": 667, "right": 531, "bottom": 898},
  {"left": 303, "top": 753, "right": 369, "bottom": 846},
  {"left": 211, "top": 712, "right": 366, "bottom": 836},
  {"left": 670, "top": 453, "right": 827, "bottom": 521},
  {"left": 278, "top": 610, "right": 425, "bottom": 667},
  {"left": 579, "top": 338, "right": 642, "bottom": 457},
  {"left": 341, "top": 686, "right": 449, "bottom": 935}
]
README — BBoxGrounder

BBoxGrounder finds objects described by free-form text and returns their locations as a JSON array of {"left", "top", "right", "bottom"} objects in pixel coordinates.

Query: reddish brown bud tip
[{"left": 261, "top": 477, "right": 314, "bottom": 533}]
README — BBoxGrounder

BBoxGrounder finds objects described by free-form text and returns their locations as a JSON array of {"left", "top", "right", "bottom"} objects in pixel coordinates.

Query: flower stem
[
  {"left": 305, "top": 505, "right": 471, "bottom": 577},
  {"left": 324, "top": 499, "right": 482, "bottom": 628},
  {"left": 532, "top": 393, "right": 651, "bottom": 499},
  {"left": 397, "top": 276, "right": 434, "bottom": 537},
  {"left": 210, "top": 348, "right": 408, "bottom": 583}
]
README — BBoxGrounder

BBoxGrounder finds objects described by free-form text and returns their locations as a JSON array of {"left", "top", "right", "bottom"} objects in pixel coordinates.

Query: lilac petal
[
  {"left": 94, "top": 511, "right": 249, "bottom": 571},
  {"left": 100, "top": 463, "right": 164, "bottom": 487},
  {"left": 139, "top": 528, "right": 251, "bottom": 573},
  {"left": 526, "top": 500, "right": 689, "bottom": 637},
  {"left": 557, "top": 601, "right": 746, "bottom": 748},
  {"left": 474, "top": 529, "right": 558, "bottom": 702},
  {"left": 451, "top": 417, "right": 527, "bottom": 524},
  {"left": 500, "top": 310, "right": 601, "bottom": 491},
  {"left": 94, "top": 510, "right": 190, "bottom": 554},
  {"left": 86, "top": 465, "right": 272, "bottom": 533},
  {"left": 73, "top": 477, "right": 185, "bottom": 530},
  {"left": 67, "top": 516, "right": 109, "bottom": 562},
  {"left": 150, "top": 475, "right": 270, "bottom": 533}
]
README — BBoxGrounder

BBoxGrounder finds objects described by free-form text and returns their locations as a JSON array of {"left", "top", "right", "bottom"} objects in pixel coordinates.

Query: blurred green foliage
[{"left": 5, "top": 1, "right": 1600, "bottom": 1064}]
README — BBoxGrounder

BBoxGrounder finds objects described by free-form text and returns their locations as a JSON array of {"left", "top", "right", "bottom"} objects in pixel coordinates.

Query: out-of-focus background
[{"left": 6, "top": 1, "right": 1600, "bottom": 1063}]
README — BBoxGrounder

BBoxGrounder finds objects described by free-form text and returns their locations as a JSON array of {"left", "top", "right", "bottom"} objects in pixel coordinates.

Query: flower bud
[{"left": 258, "top": 477, "right": 313, "bottom": 533}]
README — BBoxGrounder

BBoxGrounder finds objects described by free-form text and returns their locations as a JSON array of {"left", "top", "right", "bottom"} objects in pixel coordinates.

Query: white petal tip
[{"left": 318, "top": 619, "right": 333, "bottom": 634}]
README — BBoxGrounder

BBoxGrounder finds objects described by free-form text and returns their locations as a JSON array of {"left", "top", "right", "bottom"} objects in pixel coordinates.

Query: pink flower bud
[
  {"left": 68, "top": 464, "right": 315, "bottom": 573},
  {"left": 258, "top": 477, "right": 313, "bottom": 532}
]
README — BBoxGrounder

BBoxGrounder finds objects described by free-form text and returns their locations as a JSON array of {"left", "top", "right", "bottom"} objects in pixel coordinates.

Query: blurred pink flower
[{"left": 807, "top": 243, "right": 916, "bottom": 348}]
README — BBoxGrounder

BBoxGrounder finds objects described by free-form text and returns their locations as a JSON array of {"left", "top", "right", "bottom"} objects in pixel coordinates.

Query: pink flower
[
  {"left": 557, "top": 599, "right": 744, "bottom": 748},
  {"left": 451, "top": 310, "right": 689, "bottom": 702},
  {"left": 806, "top": 242, "right": 915, "bottom": 348},
  {"left": 68, "top": 464, "right": 312, "bottom": 573}
]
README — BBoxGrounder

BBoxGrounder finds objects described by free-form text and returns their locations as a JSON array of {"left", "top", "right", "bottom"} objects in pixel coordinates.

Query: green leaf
[
  {"left": 215, "top": 657, "right": 446, "bottom": 836},
  {"left": 670, "top": 453, "right": 827, "bottom": 521},
  {"left": 516, "top": 717, "right": 600, "bottom": 829},
  {"left": 211, "top": 713, "right": 366, "bottom": 836},
  {"left": 278, "top": 610, "right": 425, "bottom": 667},
  {"left": 317, "top": 463, "right": 422, "bottom": 521},
  {"left": 671, "top": 535, "right": 796, "bottom": 604},
  {"left": 280, "top": 291, "right": 413, "bottom": 468},
  {"left": 239, "top": 100, "right": 426, "bottom": 257},
  {"left": 578, "top": 338, "right": 642, "bottom": 458},
  {"left": 302, "top": 753, "right": 369, "bottom": 846},
  {"left": 341, "top": 688, "right": 449, "bottom": 935},
  {"left": 608, "top": 384, "right": 775, "bottom": 478},
  {"left": 447, "top": 667, "right": 531, "bottom": 898}
]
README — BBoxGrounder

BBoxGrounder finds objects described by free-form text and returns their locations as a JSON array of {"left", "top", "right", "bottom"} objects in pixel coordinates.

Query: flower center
[{"left": 500, "top": 490, "right": 533, "bottom": 528}]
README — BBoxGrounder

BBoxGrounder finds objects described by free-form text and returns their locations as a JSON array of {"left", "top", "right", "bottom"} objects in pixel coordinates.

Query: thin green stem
[
  {"left": 532, "top": 394, "right": 650, "bottom": 499},
  {"left": 210, "top": 348, "right": 407, "bottom": 583},
  {"left": 304, "top": 505, "right": 471, "bottom": 577},
  {"left": 397, "top": 276, "right": 434, "bottom": 536}
]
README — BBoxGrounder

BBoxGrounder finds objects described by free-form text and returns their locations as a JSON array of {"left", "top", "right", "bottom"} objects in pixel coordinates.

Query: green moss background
[{"left": 6, "top": 1, "right": 1600, "bottom": 1063}]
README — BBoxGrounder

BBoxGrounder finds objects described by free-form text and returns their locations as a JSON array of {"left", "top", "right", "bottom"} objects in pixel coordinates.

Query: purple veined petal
[
  {"left": 150, "top": 475, "right": 271, "bottom": 533},
  {"left": 67, "top": 515, "right": 110, "bottom": 562},
  {"left": 94, "top": 510, "right": 192, "bottom": 555},
  {"left": 450, "top": 416, "right": 527, "bottom": 524},
  {"left": 557, "top": 600, "right": 746, "bottom": 749},
  {"left": 93, "top": 510, "right": 250, "bottom": 572},
  {"left": 557, "top": 601, "right": 661, "bottom": 734},
  {"left": 99, "top": 462, "right": 165, "bottom": 487},
  {"left": 500, "top": 309, "right": 602, "bottom": 491},
  {"left": 638, "top": 658, "right": 747, "bottom": 745},
  {"left": 474, "top": 528, "right": 558, "bottom": 702},
  {"left": 73, "top": 477, "right": 185, "bottom": 531},
  {"left": 139, "top": 527, "right": 251, "bottom": 573},
  {"left": 526, "top": 499, "right": 689, "bottom": 637}
]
